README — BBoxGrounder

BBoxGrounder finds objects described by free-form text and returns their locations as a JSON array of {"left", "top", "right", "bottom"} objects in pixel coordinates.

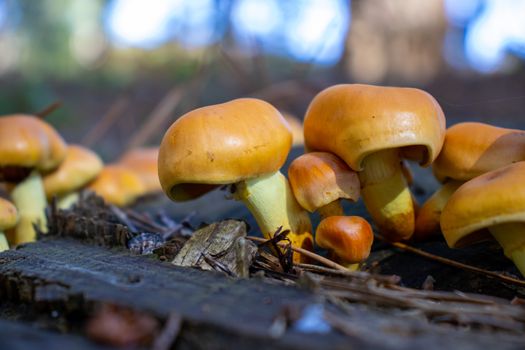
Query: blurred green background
[{"left": 0, "top": 0, "right": 524, "bottom": 160}]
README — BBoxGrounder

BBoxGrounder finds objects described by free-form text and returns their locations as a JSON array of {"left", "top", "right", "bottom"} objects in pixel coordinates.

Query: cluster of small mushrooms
[{"left": 1, "top": 83, "right": 525, "bottom": 278}]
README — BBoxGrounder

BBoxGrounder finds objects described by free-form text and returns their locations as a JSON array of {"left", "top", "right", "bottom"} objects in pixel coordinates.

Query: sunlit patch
[
  {"left": 105, "top": 0, "right": 219, "bottom": 49},
  {"left": 444, "top": 0, "right": 525, "bottom": 72},
  {"left": 231, "top": 0, "right": 350, "bottom": 65}
]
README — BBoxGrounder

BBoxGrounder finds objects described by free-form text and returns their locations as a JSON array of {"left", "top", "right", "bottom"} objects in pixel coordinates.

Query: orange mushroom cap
[
  {"left": 43, "top": 145, "right": 103, "bottom": 199},
  {"left": 0, "top": 114, "right": 67, "bottom": 181},
  {"left": 315, "top": 216, "right": 374, "bottom": 263},
  {"left": 281, "top": 112, "right": 304, "bottom": 146},
  {"left": 87, "top": 165, "right": 146, "bottom": 207},
  {"left": 158, "top": 98, "right": 292, "bottom": 201},
  {"left": 304, "top": 84, "right": 446, "bottom": 171},
  {"left": 288, "top": 152, "right": 359, "bottom": 213},
  {"left": 441, "top": 161, "right": 525, "bottom": 248},
  {"left": 433, "top": 122, "right": 525, "bottom": 182},
  {"left": 118, "top": 147, "right": 161, "bottom": 193}
]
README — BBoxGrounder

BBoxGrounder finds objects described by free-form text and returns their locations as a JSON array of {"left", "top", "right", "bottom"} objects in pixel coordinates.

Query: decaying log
[{"left": 2, "top": 239, "right": 525, "bottom": 349}]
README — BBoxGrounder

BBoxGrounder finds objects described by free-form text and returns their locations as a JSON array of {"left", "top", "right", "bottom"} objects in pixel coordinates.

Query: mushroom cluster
[
  {"left": 0, "top": 113, "right": 163, "bottom": 250},
  {"left": 2, "top": 82, "right": 523, "bottom": 277}
]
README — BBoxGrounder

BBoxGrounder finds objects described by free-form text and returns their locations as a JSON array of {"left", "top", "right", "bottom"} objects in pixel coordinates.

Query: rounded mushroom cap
[
  {"left": 316, "top": 216, "right": 374, "bottom": 263},
  {"left": 0, "top": 197, "right": 18, "bottom": 231},
  {"left": 43, "top": 145, "right": 104, "bottom": 199},
  {"left": 0, "top": 115, "right": 67, "bottom": 178},
  {"left": 159, "top": 98, "right": 292, "bottom": 201},
  {"left": 288, "top": 152, "right": 360, "bottom": 212},
  {"left": 118, "top": 147, "right": 161, "bottom": 193},
  {"left": 433, "top": 122, "right": 525, "bottom": 182},
  {"left": 304, "top": 84, "right": 446, "bottom": 171},
  {"left": 87, "top": 165, "right": 146, "bottom": 207},
  {"left": 441, "top": 161, "right": 525, "bottom": 248}
]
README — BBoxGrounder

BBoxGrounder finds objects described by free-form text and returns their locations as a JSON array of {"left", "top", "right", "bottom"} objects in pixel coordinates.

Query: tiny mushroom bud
[
  {"left": 304, "top": 84, "right": 445, "bottom": 241},
  {"left": 43, "top": 145, "right": 104, "bottom": 209},
  {"left": 87, "top": 165, "right": 146, "bottom": 207},
  {"left": 415, "top": 122, "right": 525, "bottom": 240},
  {"left": 288, "top": 152, "right": 360, "bottom": 219},
  {"left": 158, "top": 98, "right": 313, "bottom": 261},
  {"left": 441, "top": 161, "right": 525, "bottom": 277},
  {"left": 0, "top": 114, "right": 67, "bottom": 244},
  {"left": 315, "top": 216, "right": 374, "bottom": 270},
  {"left": 0, "top": 197, "right": 18, "bottom": 251},
  {"left": 118, "top": 147, "right": 161, "bottom": 194}
]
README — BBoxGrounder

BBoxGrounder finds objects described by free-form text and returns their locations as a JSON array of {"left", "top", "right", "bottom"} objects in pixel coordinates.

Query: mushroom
[
  {"left": 43, "top": 145, "right": 104, "bottom": 209},
  {"left": 415, "top": 122, "right": 525, "bottom": 240},
  {"left": 0, "top": 114, "right": 67, "bottom": 244},
  {"left": 288, "top": 152, "right": 360, "bottom": 219},
  {"left": 158, "top": 98, "right": 313, "bottom": 260},
  {"left": 118, "top": 147, "right": 161, "bottom": 194},
  {"left": 315, "top": 216, "right": 374, "bottom": 270},
  {"left": 281, "top": 112, "right": 304, "bottom": 147},
  {"left": 304, "top": 84, "right": 445, "bottom": 241},
  {"left": 0, "top": 197, "right": 18, "bottom": 251},
  {"left": 87, "top": 165, "right": 146, "bottom": 207},
  {"left": 441, "top": 161, "right": 525, "bottom": 277}
]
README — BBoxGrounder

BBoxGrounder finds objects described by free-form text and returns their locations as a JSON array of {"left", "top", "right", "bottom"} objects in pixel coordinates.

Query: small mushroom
[
  {"left": 43, "top": 145, "right": 103, "bottom": 209},
  {"left": 0, "top": 197, "right": 18, "bottom": 251},
  {"left": 315, "top": 216, "right": 374, "bottom": 270},
  {"left": 87, "top": 165, "right": 146, "bottom": 207},
  {"left": 158, "top": 98, "right": 313, "bottom": 261},
  {"left": 415, "top": 122, "right": 525, "bottom": 240},
  {"left": 0, "top": 114, "right": 67, "bottom": 244},
  {"left": 304, "top": 84, "right": 446, "bottom": 241},
  {"left": 281, "top": 112, "right": 304, "bottom": 146},
  {"left": 118, "top": 147, "right": 161, "bottom": 194},
  {"left": 288, "top": 152, "right": 360, "bottom": 219},
  {"left": 441, "top": 161, "right": 525, "bottom": 277}
]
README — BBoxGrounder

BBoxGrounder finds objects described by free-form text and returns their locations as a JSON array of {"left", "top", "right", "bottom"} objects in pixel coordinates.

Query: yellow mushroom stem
[
  {"left": 9, "top": 171, "right": 47, "bottom": 244},
  {"left": 56, "top": 192, "right": 80, "bottom": 210},
  {"left": 0, "top": 232, "right": 8, "bottom": 251},
  {"left": 359, "top": 149, "right": 414, "bottom": 241},
  {"left": 414, "top": 180, "right": 463, "bottom": 240},
  {"left": 328, "top": 251, "right": 360, "bottom": 271},
  {"left": 233, "top": 171, "right": 313, "bottom": 262},
  {"left": 317, "top": 199, "right": 344, "bottom": 220},
  {"left": 489, "top": 223, "right": 525, "bottom": 277}
]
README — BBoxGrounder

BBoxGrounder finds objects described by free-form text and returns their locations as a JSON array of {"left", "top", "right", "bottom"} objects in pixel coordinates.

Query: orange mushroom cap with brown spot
[
  {"left": 288, "top": 152, "right": 359, "bottom": 213},
  {"left": 433, "top": 122, "right": 525, "bottom": 183},
  {"left": 158, "top": 98, "right": 292, "bottom": 201},
  {"left": 43, "top": 145, "right": 103, "bottom": 199},
  {"left": 304, "top": 84, "right": 446, "bottom": 171},
  {"left": 316, "top": 216, "right": 374, "bottom": 263}
]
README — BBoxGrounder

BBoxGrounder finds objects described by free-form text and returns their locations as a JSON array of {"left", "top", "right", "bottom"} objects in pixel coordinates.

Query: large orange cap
[
  {"left": 433, "top": 122, "right": 525, "bottom": 182},
  {"left": 288, "top": 152, "right": 359, "bottom": 212},
  {"left": 118, "top": 147, "right": 160, "bottom": 193},
  {"left": 87, "top": 165, "right": 146, "bottom": 207},
  {"left": 316, "top": 216, "right": 374, "bottom": 263},
  {"left": 304, "top": 84, "right": 446, "bottom": 170},
  {"left": 0, "top": 197, "right": 18, "bottom": 231},
  {"left": 441, "top": 161, "right": 525, "bottom": 248},
  {"left": 43, "top": 145, "right": 104, "bottom": 199},
  {"left": 0, "top": 115, "right": 67, "bottom": 176},
  {"left": 158, "top": 98, "right": 292, "bottom": 201}
]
